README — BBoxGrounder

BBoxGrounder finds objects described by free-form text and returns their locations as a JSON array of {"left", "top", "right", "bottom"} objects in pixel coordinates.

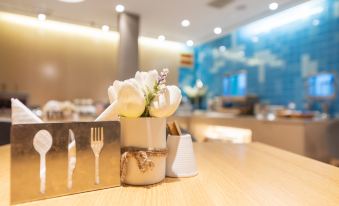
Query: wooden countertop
[
  {"left": 1, "top": 142, "right": 339, "bottom": 205},
  {"left": 173, "top": 112, "right": 334, "bottom": 125}
]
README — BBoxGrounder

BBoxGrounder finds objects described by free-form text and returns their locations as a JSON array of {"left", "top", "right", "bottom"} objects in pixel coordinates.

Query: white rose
[
  {"left": 149, "top": 85, "right": 182, "bottom": 117},
  {"left": 135, "top": 70, "right": 159, "bottom": 93}
]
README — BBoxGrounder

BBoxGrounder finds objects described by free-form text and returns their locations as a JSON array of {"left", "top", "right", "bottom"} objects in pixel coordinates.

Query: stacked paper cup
[{"left": 166, "top": 134, "right": 198, "bottom": 177}]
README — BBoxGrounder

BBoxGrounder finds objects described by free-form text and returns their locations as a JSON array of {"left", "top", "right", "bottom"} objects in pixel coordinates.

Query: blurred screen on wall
[
  {"left": 223, "top": 72, "right": 247, "bottom": 97},
  {"left": 308, "top": 73, "right": 335, "bottom": 98}
]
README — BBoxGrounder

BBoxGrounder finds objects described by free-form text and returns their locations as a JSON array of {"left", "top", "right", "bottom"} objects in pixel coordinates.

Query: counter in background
[{"left": 169, "top": 112, "right": 339, "bottom": 163}]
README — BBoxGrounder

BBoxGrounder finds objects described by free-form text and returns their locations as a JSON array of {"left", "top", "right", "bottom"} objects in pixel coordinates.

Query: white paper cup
[{"left": 166, "top": 134, "right": 198, "bottom": 177}]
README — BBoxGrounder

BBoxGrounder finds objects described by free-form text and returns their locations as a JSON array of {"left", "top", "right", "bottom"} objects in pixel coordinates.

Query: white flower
[
  {"left": 183, "top": 85, "right": 207, "bottom": 98},
  {"left": 149, "top": 85, "right": 182, "bottom": 117},
  {"left": 135, "top": 70, "right": 159, "bottom": 94},
  {"left": 96, "top": 69, "right": 182, "bottom": 121},
  {"left": 108, "top": 80, "right": 122, "bottom": 104},
  {"left": 96, "top": 78, "right": 146, "bottom": 121},
  {"left": 183, "top": 86, "right": 199, "bottom": 98},
  {"left": 116, "top": 78, "right": 146, "bottom": 117}
]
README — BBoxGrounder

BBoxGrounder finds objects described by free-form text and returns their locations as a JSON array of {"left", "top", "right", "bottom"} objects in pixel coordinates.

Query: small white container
[
  {"left": 166, "top": 134, "right": 198, "bottom": 177},
  {"left": 120, "top": 117, "right": 167, "bottom": 185}
]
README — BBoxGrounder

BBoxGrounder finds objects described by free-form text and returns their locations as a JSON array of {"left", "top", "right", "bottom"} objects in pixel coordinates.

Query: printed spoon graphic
[{"left": 33, "top": 130, "right": 53, "bottom": 194}]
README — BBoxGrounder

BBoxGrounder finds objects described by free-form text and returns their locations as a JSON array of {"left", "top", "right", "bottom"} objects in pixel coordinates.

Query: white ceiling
[{"left": 0, "top": 0, "right": 307, "bottom": 44}]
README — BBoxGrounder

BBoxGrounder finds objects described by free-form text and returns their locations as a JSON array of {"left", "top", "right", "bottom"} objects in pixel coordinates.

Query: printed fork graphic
[{"left": 90, "top": 127, "right": 104, "bottom": 184}]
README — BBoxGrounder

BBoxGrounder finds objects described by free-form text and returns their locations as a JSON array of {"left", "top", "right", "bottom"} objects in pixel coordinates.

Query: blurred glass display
[
  {"left": 223, "top": 72, "right": 247, "bottom": 97},
  {"left": 188, "top": 0, "right": 339, "bottom": 116},
  {"left": 42, "top": 99, "right": 97, "bottom": 122},
  {"left": 308, "top": 73, "right": 335, "bottom": 99},
  {"left": 183, "top": 79, "right": 207, "bottom": 110}
]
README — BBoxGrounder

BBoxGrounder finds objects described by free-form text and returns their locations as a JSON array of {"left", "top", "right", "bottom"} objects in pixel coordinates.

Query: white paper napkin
[
  {"left": 95, "top": 102, "right": 118, "bottom": 122},
  {"left": 11, "top": 98, "right": 43, "bottom": 124}
]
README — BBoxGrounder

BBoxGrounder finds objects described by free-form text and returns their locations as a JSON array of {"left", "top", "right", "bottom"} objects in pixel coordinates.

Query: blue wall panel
[{"left": 182, "top": 0, "right": 339, "bottom": 116}]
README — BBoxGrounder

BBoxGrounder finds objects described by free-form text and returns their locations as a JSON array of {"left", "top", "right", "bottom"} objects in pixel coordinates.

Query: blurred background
[{"left": 0, "top": 0, "right": 339, "bottom": 165}]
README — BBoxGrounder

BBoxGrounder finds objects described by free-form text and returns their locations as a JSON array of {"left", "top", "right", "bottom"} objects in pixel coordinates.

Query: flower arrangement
[
  {"left": 96, "top": 69, "right": 182, "bottom": 121},
  {"left": 93, "top": 69, "right": 185, "bottom": 185},
  {"left": 183, "top": 79, "right": 207, "bottom": 99},
  {"left": 183, "top": 79, "right": 207, "bottom": 110}
]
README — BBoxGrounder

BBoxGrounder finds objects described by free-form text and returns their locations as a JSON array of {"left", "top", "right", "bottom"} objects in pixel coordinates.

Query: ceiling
[{"left": 0, "top": 0, "right": 307, "bottom": 44}]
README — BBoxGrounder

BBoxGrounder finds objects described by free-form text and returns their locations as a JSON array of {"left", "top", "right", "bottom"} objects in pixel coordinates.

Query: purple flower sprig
[
  {"left": 142, "top": 68, "right": 169, "bottom": 117},
  {"left": 156, "top": 68, "right": 169, "bottom": 94},
  {"left": 158, "top": 68, "right": 169, "bottom": 85}
]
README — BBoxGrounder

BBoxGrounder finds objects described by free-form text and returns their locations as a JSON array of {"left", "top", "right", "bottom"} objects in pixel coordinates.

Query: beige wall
[
  {"left": 0, "top": 13, "right": 185, "bottom": 106},
  {"left": 139, "top": 41, "right": 181, "bottom": 86}
]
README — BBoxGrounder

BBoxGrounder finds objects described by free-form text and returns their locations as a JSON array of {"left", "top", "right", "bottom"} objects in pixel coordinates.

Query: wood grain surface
[{"left": 1, "top": 142, "right": 339, "bottom": 206}]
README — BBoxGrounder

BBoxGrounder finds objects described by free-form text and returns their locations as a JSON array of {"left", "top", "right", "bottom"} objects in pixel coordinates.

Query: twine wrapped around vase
[{"left": 120, "top": 147, "right": 168, "bottom": 182}]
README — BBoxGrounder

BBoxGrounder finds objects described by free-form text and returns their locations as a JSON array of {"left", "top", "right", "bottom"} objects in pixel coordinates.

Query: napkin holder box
[{"left": 10, "top": 121, "right": 121, "bottom": 204}]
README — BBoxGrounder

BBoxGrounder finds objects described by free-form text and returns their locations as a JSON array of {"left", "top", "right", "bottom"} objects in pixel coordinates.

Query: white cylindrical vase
[
  {"left": 120, "top": 117, "right": 167, "bottom": 185},
  {"left": 166, "top": 134, "right": 198, "bottom": 177}
]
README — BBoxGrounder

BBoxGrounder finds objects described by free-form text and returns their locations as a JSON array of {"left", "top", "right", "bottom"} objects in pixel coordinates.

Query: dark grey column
[{"left": 117, "top": 12, "right": 140, "bottom": 80}]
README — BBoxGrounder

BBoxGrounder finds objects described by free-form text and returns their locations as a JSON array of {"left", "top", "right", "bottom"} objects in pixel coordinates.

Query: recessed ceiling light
[
  {"left": 58, "top": 0, "right": 85, "bottom": 3},
  {"left": 219, "top": 46, "right": 226, "bottom": 52},
  {"left": 158, "top": 35, "right": 166, "bottom": 41},
  {"left": 269, "top": 2, "right": 279, "bottom": 10},
  {"left": 186, "top": 40, "right": 194, "bottom": 47},
  {"left": 251, "top": 36, "right": 259, "bottom": 43},
  {"left": 115, "top": 4, "right": 125, "bottom": 13},
  {"left": 312, "top": 19, "right": 320, "bottom": 26},
  {"left": 181, "top": 19, "right": 190, "bottom": 27},
  {"left": 214, "top": 27, "right": 222, "bottom": 34},
  {"left": 37, "top": 13, "right": 46, "bottom": 21},
  {"left": 102, "top": 25, "right": 109, "bottom": 32}
]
